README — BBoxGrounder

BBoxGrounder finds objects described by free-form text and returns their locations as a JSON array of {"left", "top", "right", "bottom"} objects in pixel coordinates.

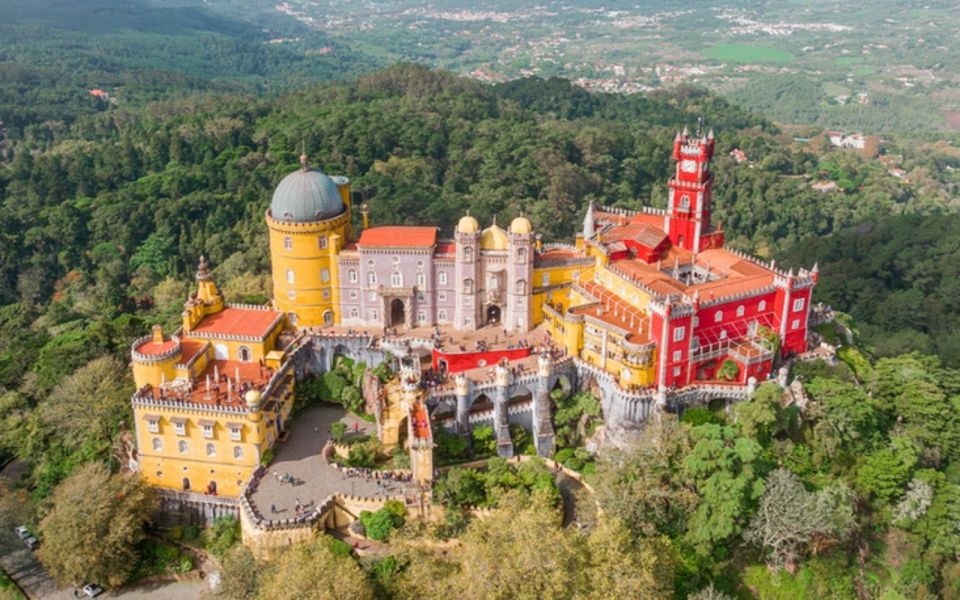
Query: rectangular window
[
  {"left": 348, "top": 269, "right": 358, "bottom": 284},
  {"left": 673, "top": 350, "right": 683, "bottom": 362},
  {"left": 793, "top": 298, "right": 805, "bottom": 312},
  {"left": 672, "top": 326, "right": 685, "bottom": 342},
  {"left": 438, "top": 291, "right": 446, "bottom": 301},
  {"left": 322, "top": 288, "right": 330, "bottom": 299},
  {"left": 758, "top": 300, "right": 767, "bottom": 311},
  {"left": 672, "top": 366, "right": 681, "bottom": 377},
  {"left": 350, "top": 308, "right": 359, "bottom": 319},
  {"left": 541, "top": 273, "right": 550, "bottom": 286},
  {"left": 147, "top": 420, "right": 159, "bottom": 434},
  {"left": 438, "top": 271, "right": 447, "bottom": 286},
  {"left": 370, "top": 310, "right": 378, "bottom": 321},
  {"left": 438, "top": 309, "right": 447, "bottom": 321},
  {"left": 792, "top": 318, "right": 801, "bottom": 330},
  {"left": 202, "top": 425, "right": 213, "bottom": 439},
  {"left": 417, "top": 310, "right": 426, "bottom": 324},
  {"left": 321, "top": 269, "right": 330, "bottom": 283},
  {"left": 229, "top": 428, "right": 241, "bottom": 442},
  {"left": 287, "top": 290, "right": 295, "bottom": 300},
  {"left": 319, "top": 236, "right": 327, "bottom": 250},
  {"left": 174, "top": 422, "right": 186, "bottom": 436},
  {"left": 283, "top": 237, "right": 293, "bottom": 251}
]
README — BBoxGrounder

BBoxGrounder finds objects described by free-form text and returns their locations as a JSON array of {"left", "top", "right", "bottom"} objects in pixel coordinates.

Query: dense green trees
[{"left": 36, "top": 463, "right": 155, "bottom": 587}]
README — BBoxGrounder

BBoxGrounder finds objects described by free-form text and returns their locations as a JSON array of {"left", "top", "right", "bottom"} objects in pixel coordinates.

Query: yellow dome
[
  {"left": 509, "top": 216, "right": 533, "bottom": 235},
  {"left": 244, "top": 389, "right": 262, "bottom": 407},
  {"left": 480, "top": 222, "right": 509, "bottom": 250},
  {"left": 457, "top": 214, "right": 480, "bottom": 234}
]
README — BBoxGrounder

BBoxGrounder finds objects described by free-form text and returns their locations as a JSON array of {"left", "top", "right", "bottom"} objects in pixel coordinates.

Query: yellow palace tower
[{"left": 265, "top": 153, "right": 352, "bottom": 328}]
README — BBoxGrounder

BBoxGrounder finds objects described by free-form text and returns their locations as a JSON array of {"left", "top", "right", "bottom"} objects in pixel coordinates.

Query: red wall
[{"left": 432, "top": 347, "right": 532, "bottom": 373}]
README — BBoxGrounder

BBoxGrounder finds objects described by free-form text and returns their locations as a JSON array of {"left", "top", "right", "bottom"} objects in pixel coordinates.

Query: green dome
[{"left": 270, "top": 168, "right": 344, "bottom": 223}]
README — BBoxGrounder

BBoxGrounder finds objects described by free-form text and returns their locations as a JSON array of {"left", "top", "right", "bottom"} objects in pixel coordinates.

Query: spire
[
  {"left": 811, "top": 262, "right": 819, "bottom": 274},
  {"left": 708, "top": 128, "right": 715, "bottom": 140},
  {"left": 196, "top": 255, "right": 212, "bottom": 281},
  {"left": 682, "top": 125, "right": 689, "bottom": 137},
  {"left": 675, "top": 130, "right": 682, "bottom": 142},
  {"left": 582, "top": 200, "right": 595, "bottom": 240}
]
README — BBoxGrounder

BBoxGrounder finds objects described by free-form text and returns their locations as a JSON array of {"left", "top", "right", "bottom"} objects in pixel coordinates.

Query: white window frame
[
  {"left": 438, "top": 291, "right": 447, "bottom": 301},
  {"left": 286, "top": 269, "right": 295, "bottom": 284},
  {"left": 229, "top": 428, "right": 241, "bottom": 442},
  {"left": 793, "top": 298, "right": 805, "bottom": 312},
  {"left": 174, "top": 422, "right": 186, "bottom": 436},
  {"left": 234, "top": 446, "right": 243, "bottom": 460},
  {"left": 438, "top": 309, "right": 447, "bottom": 321},
  {"left": 321, "top": 268, "right": 330, "bottom": 283},
  {"left": 178, "top": 440, "right": 188, "bottom": 454},
  {"left": 202, "top": 424, "right": 214, "bottom": 439},
  {"left": 283, "top": 236, "right": 293, "bottom": 251},
  {"left": 736, "top": 305, "right": 745, "bottom": 317},
  {"left": 350, "top": 308, "right": 359, "bottom": 319},
  {"left": 391, "top": 272, "right": 403, "bottom": 288},
  {"left": 367, "top": 271, "right": 377, "bottom": 286},
  {"left": 714, "top": 311, "right": 723, "bottom": 323},
  {"left": 438, "top": 271, "right": 448, "bottom": 286},
  {"left": 541, "top": 272, "right": 550, "bottom": 286},
  {"left": 319, "top": 235, "right": 328, "bottom": 250},
  {"left": 758, "top": 300, "right": 767, "bottom": 311},
  {"left": 672, "top": 326, "right": 685, "bottom": 342},
  {"left": 417, "top": 310, "right": 426, "bottom": 324},
  {"left": 152, "top": 438, "right": 162, "bottom": 452},
  {"left": 673, "top": 350, "right": 683, "bottom": 362},
  {"left": 147, "top": 419, "right": 159, "bottom": 434},
  {"left": 206, "top": 443, "right": 216, "bottom": 457},
  {"left": 792, "top": 318, "right": 801, "bottom": 330},
  {"left": 416, "top": 272, "right": 426, "bottom": 288},
  {"left": 348, "top": 269, "right": 358, "bottom": 284}
]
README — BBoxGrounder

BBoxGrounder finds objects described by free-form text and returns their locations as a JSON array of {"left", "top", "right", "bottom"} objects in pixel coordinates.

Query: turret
[{"left": 582, "top": 200, "right": 596, "bottom": 241}]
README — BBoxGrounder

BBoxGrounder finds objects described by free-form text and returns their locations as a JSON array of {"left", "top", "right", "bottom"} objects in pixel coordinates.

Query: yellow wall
[
  {"left": 596, "top": 265, "right": 654, "bottom": 313},
  {"left": 132, "top": 355, "right": 179, "bottom": 389},
  {"left": 134, "top": 405, "right": 265, "bottom": 498},
  {"left": 266, "top": 211, "right": 350, "bottom": 327}
]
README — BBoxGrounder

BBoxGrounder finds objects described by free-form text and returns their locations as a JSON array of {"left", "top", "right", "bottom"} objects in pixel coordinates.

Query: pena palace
[{"left": 128, "top": 128, "right": 818, "bottom": 504}]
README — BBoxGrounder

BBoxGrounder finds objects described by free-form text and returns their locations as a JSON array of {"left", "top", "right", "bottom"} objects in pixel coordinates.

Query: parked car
[
  {"left": 14, "top": 525, "right": 30, "bottom": 540},
  {"left": 23, "top": 536, "right": 38, "bottom": 550},
  {"left": 82, "top": 584, "right": 104, "bottom": 598}
]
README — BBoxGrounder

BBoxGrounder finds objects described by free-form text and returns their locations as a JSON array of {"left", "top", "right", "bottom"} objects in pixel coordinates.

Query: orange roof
[
  {"left": 603, "top": 223, "right": 668, "bottom": 249},
  {"left": 150, "top": 359, "right": 273, "bottom": 407},
  {"left": 572, "top": 281, "right": 652, "bottom": 343},
  {"left": 189, "top": 307, "right": 282, "bottom": 339},
  {"left": 136, "top": 338, "right": 178, "bottom": 356},
  {"left": 179, "top": 340, "right": 207, "bottom": 365},
  {"left": 358, "top": 226, "right": 437, "bottom": 248},
  {"left": 411, "top": 402, "right": 430, "bottom": 440}
]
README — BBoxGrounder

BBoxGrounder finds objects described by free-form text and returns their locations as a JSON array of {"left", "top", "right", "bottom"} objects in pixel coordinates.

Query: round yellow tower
[{"left": 266, "top": 154, "right": 351, "bottom": 328}]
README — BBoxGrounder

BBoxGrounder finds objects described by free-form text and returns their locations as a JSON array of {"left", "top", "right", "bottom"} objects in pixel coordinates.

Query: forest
[{"left": 1, "top": 61, "right": 960, "bottom": 598}]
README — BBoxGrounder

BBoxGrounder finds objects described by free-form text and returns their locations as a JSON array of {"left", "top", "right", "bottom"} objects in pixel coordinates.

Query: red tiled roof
[
  {"left": 604, "top": 223, "right": 668, "bottom": 249},
  {"left": 411, "top": 402, "right": 430, "bottom": 440},
  {"left": 435, "top": 242, "right": 456, "bottom": 255},
  {"left": 573, "top": 280, "right": 652, "bottom": 343},
  {"left": 179, "top": 340, "right": 207, "bottom": 365},
  {"left": 136, "top": 339, "right": 178, "bottom": 356},
  {"left": 189, "top": 307, "right": 282, "bottom": 339},
  {"left": 150, "top": 359, "right": 274, "bottom": 407},
  {"left": 358, "top": 226, "right": 437, "bottom": 248}
]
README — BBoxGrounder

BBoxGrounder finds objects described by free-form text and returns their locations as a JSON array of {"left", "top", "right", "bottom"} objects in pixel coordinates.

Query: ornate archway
[
  {"left": 390, "top": 299, "right": 406, "bottom": 328},
  {"left": 485, "top": 304, "right": 501, "bottom": 326}
]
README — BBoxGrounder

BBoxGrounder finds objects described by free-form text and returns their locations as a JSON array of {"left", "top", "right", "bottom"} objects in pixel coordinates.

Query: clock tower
[{"left": 666, "top": 126, "right": 722, "bottom": 252}]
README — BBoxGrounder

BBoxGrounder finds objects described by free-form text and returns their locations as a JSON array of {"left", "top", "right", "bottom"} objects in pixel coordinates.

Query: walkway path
[{"left": 248, "top": 404, "right": 411, "bottom": 519}]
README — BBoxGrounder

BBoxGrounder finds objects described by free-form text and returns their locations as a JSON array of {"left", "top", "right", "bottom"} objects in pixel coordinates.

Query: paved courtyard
[{"left": 248, "top": 404, "right": 411, "bottom": 519}]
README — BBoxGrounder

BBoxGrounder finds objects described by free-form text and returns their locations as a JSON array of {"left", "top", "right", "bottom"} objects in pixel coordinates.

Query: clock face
[{"left": 681, "top": 159, "right": 697, "bottom": 173}]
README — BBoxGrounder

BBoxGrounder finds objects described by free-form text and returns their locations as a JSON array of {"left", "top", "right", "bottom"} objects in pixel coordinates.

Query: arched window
[
  {"left": 489, "top": 275, "right": 499, "bottom": 290},
  {"left": 516, "top": 280, "right": 527, "bottom": 294},
  {"left": 206, "top": 443, "right": 216, "bottom": 457},
  {"left": 438, "top": 309, "right": 447, "bottom": 321},
  {"left": 283, "top": 236, "right": 293, "bottom": 251},
  {"left": 178, "top": 441, "right": 188, "bottom": 454},
  {"left": 438, "top": 271, "right": 447, "bottom": 286},
  {"left": 417, "top": 310, "right": 426, "bottom": 324},
  {"left": 323, "top": 311, "right": 333, "bottom": 326},
  {"left": 348, "top": 269, "right": 358, "bottom": 284},
  {"left": 286, "top": 269, "right": 295, "bottom": 284},
  {"left": 679, "top": 195, "right": 690, "bottom": 211},
  {"left": 350, "top": 308, "right": 359, "bottom": 319},
  {"left": 233, "top": 446, "right": 243, "bottom": 459},
  {"left": 517, "top": 246, "right": 527, "bottom": 260},
  {"left": 321, "top": 268, "right": 330, "bottom": 283},
  {"left": 736, "top": 305, "right": 745, "bottom": 317},
  {"left": 758, "top": 300, "right": 767, "bottom": 311},
  {"left": 152, "top": 438, "right": 162, "bottom": 452},
  {"left": 464, "top": 246, "right": 474, "bottom": 262},
  {"left": 541, "top": 272, "right": 550, "bottom": 286},
  {"left": 464, "top": 279, "right": 474, "bottom": 294},
  {"left": 367, "top": 271, "right": 377, "bottom": 286},
  {"left": 238, "top": 346, "right": 251, "bottom": 362},
  {"left": 719, "top": 329, "right": 727, "bottom": 340},
  {"left": 391, "top": 272, "right": 403, "bottom": 288},
  {"left": 714, "top": 311, "right": 723, "bottom": 323},
  {"left": 416, "top": 272, "right": 425, "bottom": 288}
]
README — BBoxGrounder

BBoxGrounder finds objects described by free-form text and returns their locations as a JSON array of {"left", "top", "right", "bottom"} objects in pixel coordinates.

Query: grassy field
[
  {"left": 835, "top": 56, "right": 865, "bottom": 65},
  {"left": 702, "top": 43, "right": 795, "bottom": 64}
]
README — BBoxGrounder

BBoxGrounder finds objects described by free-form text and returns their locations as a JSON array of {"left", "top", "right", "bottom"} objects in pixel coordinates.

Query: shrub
[
  {"left": 183, "top": 525, "right": 199, "bottom": 541},
  {"left": 346, "top": 442, "right": 380, "bottom": 468},
  {"left": 359, "top": 507, "right": 404, "bottom": 541},
  {"left": 327, "top": 536, "right": 353, "bottom": 558},
  {"left": 259, "top": 448, "right": 275, "bottom": 467},
  {"left": 205, "top": 516, "right": 240, "bottom": 559},
  {"left": 330, "top": 422, "right": 347, "bottom": 442}
]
